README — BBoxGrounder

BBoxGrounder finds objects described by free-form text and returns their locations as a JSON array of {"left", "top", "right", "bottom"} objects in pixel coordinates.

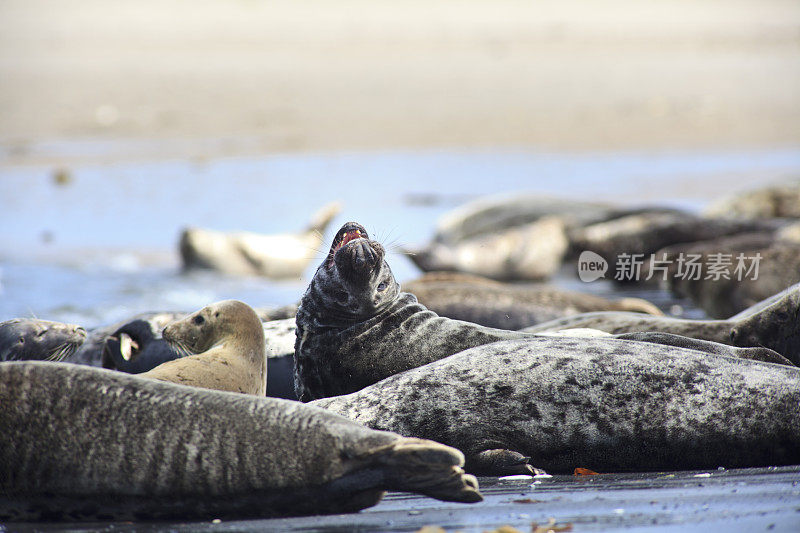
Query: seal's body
[
  {"left": 0, "top": 362, "right": 480, "bottom": 521},
  {"left": 525, "top": 282, "right": 800, "bottom": 365},
  {"left": 313, "top": 337, "right": 800, "bottom": 474}
]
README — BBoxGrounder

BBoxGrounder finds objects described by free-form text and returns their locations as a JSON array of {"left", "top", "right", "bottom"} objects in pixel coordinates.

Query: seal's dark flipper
[
  {"left": 367, "top": 438, "right": 482, "bottom": 503},
  {"left": 615, "top": 332, "right": 794, "bottom": 366},
  {"left": 466, "top": 449, "right": 546, "bottom": 476}
]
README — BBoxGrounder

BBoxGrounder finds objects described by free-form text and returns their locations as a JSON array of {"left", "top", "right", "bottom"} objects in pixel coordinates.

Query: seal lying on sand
[
  {"left": 139, "top": 300, "right": 267, "bottom": 395},
  {"left": 312, "top": 337, "right": 800, "bottom": 474},
  {"left": 523, "top": 283, "right": 800, "bottom": 365},
  {"left": 179, "top": 202, "right": 340, "bottom": 278},
  {"left": 406, "top": 216, "right": 570, "bottom": 280},
  {"left": 294, "top": 222, "right": 535, "bottom": 401},
  {"left": 0, "top": 362, "right": 480, "bottom": 521},
  {"left": 0, "top": 318, "right": 86, "bottom": 362},
  {"left": 404, "top": 272, "right": 661, "bottom": 330}
]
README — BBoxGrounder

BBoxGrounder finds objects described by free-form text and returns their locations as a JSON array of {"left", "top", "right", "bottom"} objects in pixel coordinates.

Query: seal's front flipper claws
[{"left": 467, "top": 449, "right": 546, "bottom": 476}]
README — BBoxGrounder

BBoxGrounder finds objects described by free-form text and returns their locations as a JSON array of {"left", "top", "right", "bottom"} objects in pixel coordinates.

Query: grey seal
[
  {"left": 100, "top": 312, "right": 185, "bottom": 372},
  {"left": 404, "top": 271, "right": 662, "bottom": 330},
  {"left": 659, "top": 236, "right": 800, "bottom": 318},
  {"left": 0, "top": 361, "right": 481, "bottom": 521},
  {"left": 406, "top": 216, "right": 570, "bottom": 281},
  {"left": 312, "top": 336, "right": 800, "bottom": 474},
  {"left": 0, "top": 318, "right": 86, "bottom": 362},
  {"left": 140, "top": 300, "right": 268, "bottom": 395},
  {"left": 179, "top": 202, "right": 341, "bottom": 278},
  {"left": 523, "top": 282, "right": 800, "bottom": 365},
  {"left": 294, "top": 222, "right": 534, "bottom": 402}
]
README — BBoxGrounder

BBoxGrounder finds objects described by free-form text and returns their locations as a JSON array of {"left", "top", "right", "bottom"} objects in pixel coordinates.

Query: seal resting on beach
[
  {"left": 523, "top": 283, "right": 800, "bottom": 365},
  {"left": 312, "top": 336, "right": 800, "bottom": 474},
  {"left": 179, "top": 202, "right": 340, "bottom": 278},
  {"left": 404, "top": 271, "right": 662, "bottom": 330},
  {"left": 294, "top": 222, "right": 536, "bottom": 401},
  {"left": 0, "top": 361, "right": 481, "bottom": 521},
  {"left": 0, "top": 318, "right": 86, "bottom": 362},
  {"left": 139, "top": 300, "right": 268, "bottom": 395}
]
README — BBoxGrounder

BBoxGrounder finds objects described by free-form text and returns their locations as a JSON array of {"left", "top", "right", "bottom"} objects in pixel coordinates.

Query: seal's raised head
[
  {"left": 0, "top": 318, "right": 86, "bottom": 362},
  {"left": 310, "top": 222, "right": 400, "bottom": 324},
  {"left": 163, "top": 300, "right": 262, "bottom": 354},
  {"left": 730, "top": 282, "right": 800, "bottom": 365}
]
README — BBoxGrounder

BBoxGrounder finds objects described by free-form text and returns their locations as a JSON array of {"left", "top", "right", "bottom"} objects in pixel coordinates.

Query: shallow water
[{"left": 2, "top": 145, "right": 800, "bottom": 327}]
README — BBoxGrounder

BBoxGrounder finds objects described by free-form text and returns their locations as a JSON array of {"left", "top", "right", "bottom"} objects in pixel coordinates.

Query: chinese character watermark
[{"left": 578, "top": 251, "right": 762, "bottom": 282}]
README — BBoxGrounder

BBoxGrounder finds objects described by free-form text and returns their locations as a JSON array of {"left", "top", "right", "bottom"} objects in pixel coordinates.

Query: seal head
[
  {"left": 0, "top": 319, "right": 86, "bottom": 362},
  {"left": 313, "top": 222, "right": 400, "bottom": 326}
]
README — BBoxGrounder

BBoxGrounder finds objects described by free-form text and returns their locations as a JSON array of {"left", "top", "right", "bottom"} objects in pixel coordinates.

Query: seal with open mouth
[
  {"left": 0, "top": 319, "right": 86, "bottom": 362},
  {"left": 0, "top": 361, "right": 481, "bottom": 521},
  {"left": 294, "top": 222, "right": 534, "bottom": 402}
]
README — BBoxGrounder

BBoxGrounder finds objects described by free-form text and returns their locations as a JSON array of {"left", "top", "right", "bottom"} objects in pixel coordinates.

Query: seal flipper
[
  {"left": 363, "top": 438, "right": 482, "bottom": 503},
  {"left": 466, "top": 449, "right": 546, "bottom": 476},
  {"left": 614, "top": 332, "right": 794, "bottom": 366}
]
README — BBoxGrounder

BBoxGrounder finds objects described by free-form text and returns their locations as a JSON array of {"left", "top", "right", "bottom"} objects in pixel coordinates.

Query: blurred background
[{"left": 1, "top": 0, "right": 799, "bottom": 327}]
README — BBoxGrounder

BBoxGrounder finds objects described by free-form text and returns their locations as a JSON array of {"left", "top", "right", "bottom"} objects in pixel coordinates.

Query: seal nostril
[{"left": 730, "top": 329, "right": 738, "bottom": 343}]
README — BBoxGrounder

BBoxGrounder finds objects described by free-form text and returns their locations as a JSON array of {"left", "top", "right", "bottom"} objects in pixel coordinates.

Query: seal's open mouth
[{"left": 328, "top": 223, "right": 370, "bottom": 268}]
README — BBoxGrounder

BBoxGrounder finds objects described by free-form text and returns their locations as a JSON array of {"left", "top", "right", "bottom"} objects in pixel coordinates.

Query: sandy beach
[{"left": 1, "top": 0, "right": 799, "bottom": 164}]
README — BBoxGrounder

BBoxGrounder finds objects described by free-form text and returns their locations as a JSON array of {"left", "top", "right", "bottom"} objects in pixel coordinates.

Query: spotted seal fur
[{"left": 312, "top": 336, "right": 800, "bottom": 474}]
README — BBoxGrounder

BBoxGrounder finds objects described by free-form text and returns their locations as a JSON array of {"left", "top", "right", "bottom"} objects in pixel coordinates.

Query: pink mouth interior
[{"left": 334, "top": 229, "right": 363, "bottom": 253}]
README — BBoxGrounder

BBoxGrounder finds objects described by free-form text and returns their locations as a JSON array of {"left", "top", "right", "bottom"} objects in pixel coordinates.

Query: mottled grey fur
[
  {"left": 524, "top": 283, "right": 800, "bottom": 365},
  {"left": 313, "top": 337, "right": 800, "bottom": 473},
  {"left": 294, "top": 223, "right": 533, "bottom": 402},
  {"left": 0, "top": 319, "right": 86, "bottom": 362},
  {"left": 0, "top": 362, "right": 480, "bottom": 521}
]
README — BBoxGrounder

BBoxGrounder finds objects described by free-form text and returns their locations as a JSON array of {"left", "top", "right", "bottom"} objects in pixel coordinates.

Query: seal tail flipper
[
  {"left": 305, "top": 202, "right": 343, "bottom": 235},
  {"left": 612, "top": 297, "right": 664, "bottom": 316},
  {"left": 367, "top": 438, "right": 482, "bottom": 503}
]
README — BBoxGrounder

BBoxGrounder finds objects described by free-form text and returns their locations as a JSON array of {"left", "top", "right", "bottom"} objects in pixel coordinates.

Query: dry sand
[{"left": 0, "top": 0, "right": 799, "bottom": 163}]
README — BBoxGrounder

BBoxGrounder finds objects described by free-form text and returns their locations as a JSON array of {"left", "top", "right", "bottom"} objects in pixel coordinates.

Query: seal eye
[
  {"left": 376, "top": 281, "right": 387, "bottom": 292},
  {"left": 334, "top": 291, "right": 349, "bottom": 304},
  {"left": 17, "top": 336, "right": 24, "bottom": 344},
  {"left": 193, "top": 315, "right": 205, "bottom": 326},
  {"left": 776, "top": 311, "right": 789, "bottom": 322}
]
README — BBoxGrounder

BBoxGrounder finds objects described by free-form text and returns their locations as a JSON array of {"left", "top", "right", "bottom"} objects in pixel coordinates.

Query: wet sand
[{"left": 1, "top": 0, "right": 799, "bottom": 165}]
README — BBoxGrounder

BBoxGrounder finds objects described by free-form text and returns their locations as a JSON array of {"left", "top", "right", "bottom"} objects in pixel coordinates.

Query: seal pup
[
  {"left": 404, "top": 271, "right": 662, "bottom": 330},
  {"left": 179, "top": 202, "right": 341, "bottom": 278},
  {"left": 0, "top": 362, "right": 481, "bottom": 521},
  {"left": 523, "top": 283, "right": 800, "bottom": 365},
  {"left": 312, "top": 337, "right": 800, "bottom": 474},
  {"left": 295, "top": 222, "right": 536, "bottom": 402},
  {"left": 139, "top": 300, "right": 268, "bottom": 395},
  {"left": 0, "top": 318, "right": 86, "bottom": 362}
]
